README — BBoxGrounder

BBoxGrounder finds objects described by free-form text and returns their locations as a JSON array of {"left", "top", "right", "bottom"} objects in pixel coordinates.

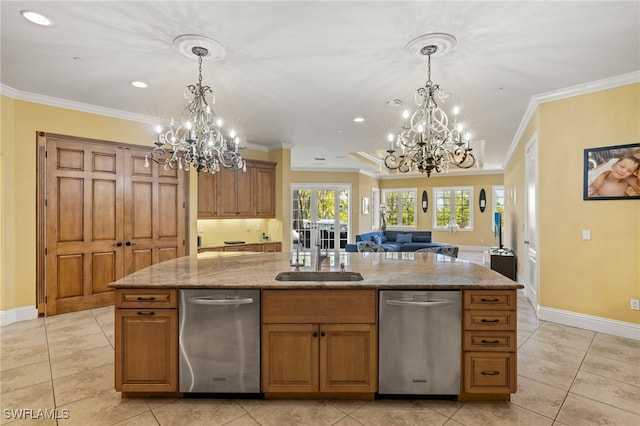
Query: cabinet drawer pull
[
  {"left": 480, "top": 298, "right": 500, "bottom": 303},
  {"left": 136, "top": 297, "right": 156, "bottom": 301},
  {"left": 480, "top": 318, "right": 500, "bottom": 323},
  {"left": 481, "top": 339, "right": 501, "bottom": 344},
  {"left": 312, "top": 332, "right": 318, "bottom": 338},
  {"left": 320, "top": 331, "right": 326, "bottom": 337},
  {"left": 481, "top": 370, "right": 500, "bottom": 376},
  {"left": 136, "top": 311, "right": 155, "bottom": 316}
]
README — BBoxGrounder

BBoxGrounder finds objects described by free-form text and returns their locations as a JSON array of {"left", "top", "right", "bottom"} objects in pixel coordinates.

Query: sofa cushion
[
  {"left": 372, "top": 234, "right": 383, "bottom": 245},
  {"left": 412, "top": 233, "right": 431, "bottom": 243},
  {"left": 381, "top": 242, "right": 401, "bottom": 251},
  {"left": 396, "top": 233, "right": 412, "bottom": 243}
]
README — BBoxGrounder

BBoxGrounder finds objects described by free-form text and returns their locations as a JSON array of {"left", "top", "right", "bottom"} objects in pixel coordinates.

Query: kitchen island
[{"left": 108, "top": 251, "right": 523, "bottom": 400}]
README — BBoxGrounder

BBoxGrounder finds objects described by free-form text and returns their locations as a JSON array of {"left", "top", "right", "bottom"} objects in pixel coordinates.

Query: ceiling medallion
[{"left": 384, "top": 33, "right": 475, "bottom": 177}]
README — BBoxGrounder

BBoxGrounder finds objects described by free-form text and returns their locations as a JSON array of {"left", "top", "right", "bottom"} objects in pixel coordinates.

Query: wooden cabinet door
[
  {"left": 115, "top": 308, "right": 178, "bottom": 392},
  {"left": 123, "top": 148, "right": 185, "bottom": 275},
  {"left": 253, "top": 165, "right": 276, "bottom": 217},
  {"left": 320, "top": 324, "right": 377, "bottom": 393},
  {"left": 217, "top": 167, "right": 240, "bottom": 216},
  {"left": 197, "top": 171, "right": 218, "bottom": 218},
  {"left": 41, "top": 134, "right": 186, "bottom": 315},
  {"left": 45, "top": 137, "right": 124, "bottom": 314},
  {"left": 262, "top": 324, "right": 319, "bottom": 393}
]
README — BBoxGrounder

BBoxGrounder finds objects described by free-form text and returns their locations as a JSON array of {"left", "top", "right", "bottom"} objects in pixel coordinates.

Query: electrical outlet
[
  {"left": 256, "top": 224, "right": 261, "bottom": 231},
  {"left": 631, "top": 299, "right": 640, "bottom": 311}
]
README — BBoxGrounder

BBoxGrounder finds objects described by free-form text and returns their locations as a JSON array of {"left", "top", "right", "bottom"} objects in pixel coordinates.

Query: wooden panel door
[
  {"left": 115, "top": 308, "right": 178, "bottom": 392},
  {"left": 45, "top": 137, "right": 124, "bottom": 314},
  {"left": 253, "top": 164, "right": 276, "bottom": 217},
  {"left": 262, "top": 324, "right": 319, "bottom": 393},
  {"left": 123, "top": 148, "right": 184, "bottom": 275},
  {"left": 197, "top": 171, "right": 218, "bottom": 218},
  {"left": 42, "top": 136, "right": 187, "bottom": 315},
  {"left": 320, "top": 324, "right": 377, "bottom": 393},
  {"left": 217, "top": 167, "right": 252, "bottom": 217}
]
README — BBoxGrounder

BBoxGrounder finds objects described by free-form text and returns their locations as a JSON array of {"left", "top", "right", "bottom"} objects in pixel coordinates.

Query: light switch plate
[{"left": 582, "top": 230, "right": 591, "bottom": 240}]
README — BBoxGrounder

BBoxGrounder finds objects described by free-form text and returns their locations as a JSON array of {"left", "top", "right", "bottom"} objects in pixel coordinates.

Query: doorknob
[{"left": 524, "top": 240, "right": 530, "bottom": 244}]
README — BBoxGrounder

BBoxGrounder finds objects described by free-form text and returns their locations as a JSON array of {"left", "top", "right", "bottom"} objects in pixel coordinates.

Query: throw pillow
[
  {"left": 381, "top": 235, "right": 388, "bottom": 243},
  {"left": 396, "top": 233, "right": 412, "bottom": 243},
  {"left": 373, "top": 235, "right": 383, "bottom": 245},
  {"left": 360, "top": 234, "right": 371, "bottom": 242}
]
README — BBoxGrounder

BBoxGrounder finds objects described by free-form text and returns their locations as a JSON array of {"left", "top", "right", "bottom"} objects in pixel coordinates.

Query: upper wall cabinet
[{"left": 197, "top": 160, "right": 277, "bottom": 219}]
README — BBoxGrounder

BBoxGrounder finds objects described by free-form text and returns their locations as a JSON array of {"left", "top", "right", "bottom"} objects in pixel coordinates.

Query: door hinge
[
  {"left": 45, "top": 199, "right": 47, "bottom": 207},
  {"left": 44, "top": 296, "right": 48, "bottom": 303},
  {"left": 44, "top": 247, "right": 47, "bottom": 255},
  {"left": 183, "top": 202, "right": 186, "bottom": 208}
]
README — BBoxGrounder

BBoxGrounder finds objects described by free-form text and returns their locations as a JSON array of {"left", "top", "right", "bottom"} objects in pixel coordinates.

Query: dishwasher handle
[
  {"left": 187, "top": 296, "right": 254, "bottom": 306},
  {"left": 386, "top": 298, "right": 454, "bottom": 308}
]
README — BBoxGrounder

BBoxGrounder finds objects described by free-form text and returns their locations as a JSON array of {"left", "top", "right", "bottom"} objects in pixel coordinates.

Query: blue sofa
[{"left": 345, "top": 230, "right": 447, "bottom": 252}]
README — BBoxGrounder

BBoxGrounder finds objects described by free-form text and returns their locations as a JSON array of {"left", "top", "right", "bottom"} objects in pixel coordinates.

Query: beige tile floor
[{"left": 1, "top": 251, "right": 638, "bottom": 425}]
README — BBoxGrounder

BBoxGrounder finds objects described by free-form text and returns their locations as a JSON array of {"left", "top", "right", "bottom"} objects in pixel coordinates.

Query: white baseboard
[
  {"left": 0, "top": 305, "right": 39, "bottom": 327},
  {"left": 539, "top": 306, "right": 640, "bottom": 341}
]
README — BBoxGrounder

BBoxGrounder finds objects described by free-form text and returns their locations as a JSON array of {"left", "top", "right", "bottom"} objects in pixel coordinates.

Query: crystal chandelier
[
  {"left": 146, "top": 45, "right": 245, "bottom": 174},
  {"left": 384, "top": 42, "right": 475, "bottom": 177}
]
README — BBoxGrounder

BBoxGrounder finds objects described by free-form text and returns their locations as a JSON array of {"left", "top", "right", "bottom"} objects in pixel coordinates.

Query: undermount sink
[{"left": 275, "top": 271, "right": 364, "bottom": 282}]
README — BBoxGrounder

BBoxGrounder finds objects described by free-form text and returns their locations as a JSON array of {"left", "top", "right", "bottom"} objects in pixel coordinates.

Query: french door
[
  {"left": 39, "top": 133, "right": 186, "bottom": 315},
  {"left": 291, "top": 185, "right": 350, "bottom": 253}
]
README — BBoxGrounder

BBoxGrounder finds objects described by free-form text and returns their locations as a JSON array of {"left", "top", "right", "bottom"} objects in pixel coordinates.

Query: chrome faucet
[
  {"left": 290, "top": 243, "right": 305, "bottom": 271},
  {"left": 315, "top": 242, "right": 328, "bottom": 271}
]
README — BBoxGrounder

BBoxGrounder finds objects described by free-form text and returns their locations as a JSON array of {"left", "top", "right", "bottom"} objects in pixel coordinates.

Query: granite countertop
[{"left": 108, "top": 251, "right": 523, "bottom": 290}]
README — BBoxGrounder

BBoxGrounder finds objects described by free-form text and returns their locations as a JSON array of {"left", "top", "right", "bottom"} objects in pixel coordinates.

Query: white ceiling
[{"left": 2, "top": 1, "right": 639, "bottom": 175}]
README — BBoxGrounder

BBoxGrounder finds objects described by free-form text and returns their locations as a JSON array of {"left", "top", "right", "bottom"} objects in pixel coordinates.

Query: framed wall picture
[
  {"left": 584, "top": 142, "right": 640, "bottom": 200},
  {"left": 362, "top": 196, "right": 370, "bottom": 215}
]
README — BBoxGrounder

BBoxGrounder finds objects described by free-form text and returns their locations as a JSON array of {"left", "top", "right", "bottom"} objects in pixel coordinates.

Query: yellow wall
[
  {"left": 1, "top": 98, "right": 154, "bottom": 311},
  {"left": 506, "top": 83, "right": 640, "bottom": 324},
  {"left": 379, "top": 174, "right": 504, "bottom": 247}
]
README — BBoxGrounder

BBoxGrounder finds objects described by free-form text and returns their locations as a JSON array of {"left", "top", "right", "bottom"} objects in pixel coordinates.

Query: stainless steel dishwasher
[
  {"left": 379, "top": 290, "right": 461, "bottom": 395},
  {"left": 179, "top": 289, "right": 260, "bottom": 393}
]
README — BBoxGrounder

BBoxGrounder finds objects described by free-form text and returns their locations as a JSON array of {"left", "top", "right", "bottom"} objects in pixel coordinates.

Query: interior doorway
[{"left": 37, "top": 133, "right": 188, "bottom": 316}]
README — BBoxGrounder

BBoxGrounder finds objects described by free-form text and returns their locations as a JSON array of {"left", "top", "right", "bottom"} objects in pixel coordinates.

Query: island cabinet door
[
  {"left": 319, "top": 324, "right": 377, "bottom": 393},
  {"left": 262, "top": 324, "right": 319, "bottom": 393},
  {"left": 115, "top": 309, "right": 178, "bottom": 392}
]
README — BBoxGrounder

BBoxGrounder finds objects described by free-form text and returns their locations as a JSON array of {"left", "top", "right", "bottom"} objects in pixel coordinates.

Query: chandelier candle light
[
  {"left": 384, "top": 34, "right": 475, "bottom": 177},
  {"left": 146, "top": 39, "right": 245, "bottom": 174}
]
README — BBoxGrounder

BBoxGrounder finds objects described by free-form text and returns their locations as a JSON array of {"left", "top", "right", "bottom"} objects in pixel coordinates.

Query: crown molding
[
  {"left": 503, "top": 71, "right": 640, "bottom": 167},
  {"left": 1, "top": 84, "right": 156, "bottom": 125}
]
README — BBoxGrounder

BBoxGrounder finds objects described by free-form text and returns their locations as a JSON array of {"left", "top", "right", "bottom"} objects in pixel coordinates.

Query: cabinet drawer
[
  {"left": 263, "top": 290, "right": 377, "bottom": 324},
  {"left": 464, "top": 290, "right": 516, "bottom": 310},
  {"left": 464, "top": 310, "right": 516, "bottom": 331},
  {"left": 464, "top": 331, "right": 517, "bottom": 352},
  {"left": 464, "top": 352, "right": 517, "bottom": 393},
  {"left": 115, "top": 289, "right": 178, "bottom": 309}
]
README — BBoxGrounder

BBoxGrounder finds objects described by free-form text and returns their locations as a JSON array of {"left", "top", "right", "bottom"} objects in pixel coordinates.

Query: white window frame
[
  {"left": 371, "top": 188, "right": 380, "bottom": 230},
  {"left": 381, "top": 188, "right": 417, "bottom": 229},
  {"left": 432, "top": 186, "right": 474, "bottom": 231}
]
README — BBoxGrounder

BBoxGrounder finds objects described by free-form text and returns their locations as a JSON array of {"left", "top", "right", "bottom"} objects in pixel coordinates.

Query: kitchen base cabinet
[
  {"left": 114, "top": 289, "right": 179, "bottom": 395},
  {"left": 261, "top": 290, "right": 377, "bottom": 398},
  {"left": 461, "top": 290, "right": 517, "bottom": 400}
]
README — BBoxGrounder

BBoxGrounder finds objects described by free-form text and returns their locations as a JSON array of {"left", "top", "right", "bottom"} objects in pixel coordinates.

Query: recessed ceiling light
[
  {"left": 353, "top": 117, "right": 365, "bottom": 123},
  {"left": 20, "top": 10, "right": 53, "bottom": 26},
  {"left": 130, "top": 81, "right": 148, "bottom": 88}
]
